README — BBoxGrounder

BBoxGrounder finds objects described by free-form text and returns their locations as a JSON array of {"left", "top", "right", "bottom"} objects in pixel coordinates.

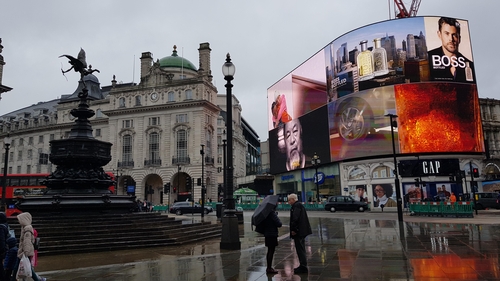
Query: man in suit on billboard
[{"left": 428, "top": 17, "right": 475, "bottom": 83}]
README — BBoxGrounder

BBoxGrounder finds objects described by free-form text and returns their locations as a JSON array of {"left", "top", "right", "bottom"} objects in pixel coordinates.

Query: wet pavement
[{"left": 34, "top": 210, "right": 500, "bottom": 281}]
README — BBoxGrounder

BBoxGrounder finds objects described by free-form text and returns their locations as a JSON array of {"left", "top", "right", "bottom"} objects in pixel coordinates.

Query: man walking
[{"left": 288, "top": 193, "right": 312, "bottom": 274}]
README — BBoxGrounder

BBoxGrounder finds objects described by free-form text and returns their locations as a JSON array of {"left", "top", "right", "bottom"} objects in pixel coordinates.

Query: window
[
  {"left": 38, "top": 149, "right": 48, "bottom": 165},
  {"left": 206, "top": 130, "right": 212, "bottom": 158},
  {"left": 176, "top": 114, "right": 187, "bottom": 123},
  {"left": 168, "top": 91, "right": 175, "bottom": 102},
  {"left": 27, "top": 165, "right": 31, "bottom": 174},
  {"left": 135, "top": 96, "right": 142, "bottom": 106},
  {"left": 206, "top": 114, "right": 211, "bottom": 124},
  {"left": 28, "top": 137, "right": 33, "bottom": 145},
  {"left": 149, "top": 117, "right": 160, "bottom": 126},
  {"left": 16, "top": 166, "right": 21, "bottom": 174},
  {"left": 8, "top": 167, "right": 12, "bottom": 174},
  {"left": 95, "top": 129, "right": 101, "bottom": 137},
  {"left": 19, "top": 138, "right": 24, "bottom": 146},
  {"left": 17, "top": 150, "right": 22, "bottom": 161},
  {"left": 122, "top": 135, "right": 133, "bottom": 163},
  {"left": 185, "top": 89, "right": 193, "bottom": 100},
  {"left": 38, "top": 135, "right": 44, "bottom": 143},
  {"left": 123, "top": 120, "right": 133, "bottom": 128},
  {"left": 50, "top": 134, "right": 55, "bottom": 141},
  {"left": 119, "top": 97, "right": 126, "bottom": 108},
  {"left": 9, "top": 152, "right": 13, "bottom": 162},
  {"left": 27, "top": 149, "right": 32, "bottom": 160},
  {"left": 176, "top": 130, "right": 188, "bottom": 160},
  {"left": 149, "top": 132, "right": 160, "bottom": 161}
]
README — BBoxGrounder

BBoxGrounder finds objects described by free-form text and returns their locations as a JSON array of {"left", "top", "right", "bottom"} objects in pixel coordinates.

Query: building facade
[{"left": 0, "top": 42, "right": 261, "bottom": 206}]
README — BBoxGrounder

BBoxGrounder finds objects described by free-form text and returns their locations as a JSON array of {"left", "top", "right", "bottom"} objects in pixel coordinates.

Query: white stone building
[{"left": 0, "top": 42, "right": 255, "bottom": 206}]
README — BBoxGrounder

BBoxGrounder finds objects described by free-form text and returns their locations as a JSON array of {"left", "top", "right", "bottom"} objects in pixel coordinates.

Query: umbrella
[{"left": 251, "top": 195, "right": 279, "bottom": 226}]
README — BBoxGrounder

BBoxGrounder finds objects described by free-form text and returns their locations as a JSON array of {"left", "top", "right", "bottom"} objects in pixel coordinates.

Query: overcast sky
[{"left": 1, "top": 1, "right": 498, "bottom": 140}]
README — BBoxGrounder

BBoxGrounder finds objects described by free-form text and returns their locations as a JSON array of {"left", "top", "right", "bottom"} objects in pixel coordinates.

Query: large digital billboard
[{"left": 268, "top": 16, "right": 483, "bottom": 174}]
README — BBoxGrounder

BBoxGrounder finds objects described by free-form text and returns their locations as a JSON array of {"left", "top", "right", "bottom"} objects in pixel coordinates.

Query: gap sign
[{"left": 398, "top": 159, "right": 459, "bottom": 177}]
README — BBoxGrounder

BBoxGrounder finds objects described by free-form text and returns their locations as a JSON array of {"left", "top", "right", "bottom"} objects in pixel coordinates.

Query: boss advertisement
[{"left": 268, "top": 16, "right": 482, "bottom": 174}]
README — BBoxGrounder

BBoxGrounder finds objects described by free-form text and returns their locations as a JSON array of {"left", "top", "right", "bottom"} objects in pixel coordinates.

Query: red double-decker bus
[{"left": 0, "top": 172, "right": 116, "bottom": 216}]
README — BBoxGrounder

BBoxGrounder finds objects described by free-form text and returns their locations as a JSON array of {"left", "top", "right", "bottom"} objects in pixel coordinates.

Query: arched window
[
  {"left": 176, "top": 129, "right": 188, "bottom": 161},
  {"left": 119, "top": 97, "right": 126, "bottom": 108},
  {"left": 122, "top": 135, "right": 133, "bottom": 163},
  {"left": 168, "top": 91, "right": 175, "bottom": 102},
  {"left": 149, "top": 132, "right": 160, "bottom": 162},
  {"left": 349, "top": 167, "right": 366, "bottom": 180},
  {"left": 135, "top": 96, "right": 142, "bottom": 106},
  {"left": 185, "top": 89, "right": 193, "bottom": 100}
]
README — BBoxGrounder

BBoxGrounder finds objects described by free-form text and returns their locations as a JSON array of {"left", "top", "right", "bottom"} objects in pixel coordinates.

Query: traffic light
[
  {"left": 197, "top": 178, "right": 202, "bottom": 186},
  {"left": 472, "top": 168, "right": 479, "bottom": 178},
  {"left": 164, "top": 183, "right": 170, "bottom": 193},
  {"left": 455, "top": 171, "right": 463, "bottom": 184},
  {"left": 472, "top": 181, "right": 478, "bottom": 192},
  {"left": 218, "top": 184, "right": 222, "bottom": 195},
  {"left": 173, "top": 187, "right": 177, "bottom": 193},
  {"left": 123, "top": 178, "right": 128, "bottom": 188},
  {"left": 186, "top": 176, "right": 191, "bottom": 188}
]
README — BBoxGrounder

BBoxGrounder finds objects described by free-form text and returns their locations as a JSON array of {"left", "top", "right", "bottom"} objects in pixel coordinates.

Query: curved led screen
[{"left": 268, "top": 16, "right": 483, "bottom": 174}]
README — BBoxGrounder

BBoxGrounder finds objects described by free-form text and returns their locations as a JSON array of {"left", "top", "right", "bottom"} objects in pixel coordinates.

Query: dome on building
[{"left": 158, "top": 45, "right": 197, "bottom": 71}]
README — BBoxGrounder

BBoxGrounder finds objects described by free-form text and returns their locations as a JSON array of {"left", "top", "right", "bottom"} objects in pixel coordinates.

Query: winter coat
[
  {"left": 263, "top": 211, "right": 282, "bottom": 238},
  {"left": 0, "top": 212, "right": 9, "bottom": 257},
  {"left": 17, "top": 212, "right": 34, "bottom": 259},
  {"left": 290, "top": 201, "right": 312, "bottom": 238},
  {"left": 4, "top": 237, "right": 17, "bottom": 270}
]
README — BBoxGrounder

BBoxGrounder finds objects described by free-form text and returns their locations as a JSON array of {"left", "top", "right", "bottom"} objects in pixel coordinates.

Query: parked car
[
  {"left": 325, "top": 196, "right": 368, "bottom": 212},
  {"left": 169, "top": 201, "right": 213, "bottom": 215},
  {"left": 473, "top": 192, "right": 500, "bottom": 210}
]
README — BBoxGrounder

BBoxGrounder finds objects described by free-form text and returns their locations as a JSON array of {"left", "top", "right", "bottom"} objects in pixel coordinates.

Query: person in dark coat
[
  {"left": 288, "top": 193, "right": 312, "bottom": 274},
  {"left": 0, "top": 212, "right": 9, "bottom": 280},
  {"left": 4, "top": 237, "right": 17, "bottom": 280},
  {"left": 262, "top": 206, "right": 282, "bottom": 274}
]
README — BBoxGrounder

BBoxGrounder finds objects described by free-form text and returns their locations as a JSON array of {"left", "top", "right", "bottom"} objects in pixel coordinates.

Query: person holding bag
[{"left": 11, "top": 212, "right": 45, "bottom": 281}]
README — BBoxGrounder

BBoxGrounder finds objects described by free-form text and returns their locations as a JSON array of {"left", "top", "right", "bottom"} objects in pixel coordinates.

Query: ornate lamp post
[
  {"left": 222, "top": 137, "right": 227, "bottom": 203},
  {"left": 311, "top": 152, "right": 321, "bottom": 202},
  {"left": 386, "top": 113, "right": 403, "bottom": 222},
  {"left": 220, "top": 53, "right": 240, "bottom": 250},
  {"left": 1, "top": 134, "right": 11, "bottom": 212},
  {"left": 200, "top": 144, "right": 205, "bottom": 218}
]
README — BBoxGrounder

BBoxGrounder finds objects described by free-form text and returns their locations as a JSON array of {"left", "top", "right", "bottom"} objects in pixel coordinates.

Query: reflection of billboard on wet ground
[{"left": 268, "top": 16, "right": 482, "bottom": 174}]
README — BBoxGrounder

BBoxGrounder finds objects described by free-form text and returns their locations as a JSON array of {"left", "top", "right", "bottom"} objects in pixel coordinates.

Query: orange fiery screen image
[{"left": 394, "top": 83, "right": 484, "bottom": 154}]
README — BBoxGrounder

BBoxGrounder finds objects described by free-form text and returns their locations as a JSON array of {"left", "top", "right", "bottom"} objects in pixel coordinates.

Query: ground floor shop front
[{"left": 273, "top": 154, "right": 486, "bottom": 209}]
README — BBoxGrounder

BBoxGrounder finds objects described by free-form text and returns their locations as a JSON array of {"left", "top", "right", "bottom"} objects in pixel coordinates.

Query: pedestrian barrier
[
  {"left": 409, "top": 202, "right": 474, "bottom": 218},
  {"left": 152, "top": 205, "right": 169, "bottom": 213}
]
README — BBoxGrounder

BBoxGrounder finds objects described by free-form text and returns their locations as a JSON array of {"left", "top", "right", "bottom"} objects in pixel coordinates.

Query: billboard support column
[{"left": 386, "top": 114, "right": 404, "bottom": 223}]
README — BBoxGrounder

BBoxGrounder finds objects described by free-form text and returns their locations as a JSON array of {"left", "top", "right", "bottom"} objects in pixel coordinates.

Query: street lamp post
[
  {"left": 2, "top": 135, "right": 11, "bottom": 212},
  {"left": 200, "top": 144, "right": 205, "bottom": 218},
  {"left": 311, "top": 152, "right": 321, "bottom": 202},
  {"left": 386, "top": 114, "right": 404, "bottom": 222},
  {"left": 222, "top": 138, "right": 227, "bottom": 203},
  {"left": 220, "top": 53, "right": 240, "bottom": 250}
]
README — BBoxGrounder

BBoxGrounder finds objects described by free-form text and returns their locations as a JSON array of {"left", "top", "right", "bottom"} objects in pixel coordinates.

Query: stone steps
[{"left": 7, "top": 213, "right": 222, "bottom": 256}]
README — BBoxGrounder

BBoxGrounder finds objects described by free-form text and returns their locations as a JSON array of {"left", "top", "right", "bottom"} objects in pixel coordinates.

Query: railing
[
  {"left": 117, "top": 161, "right": 134, "bottom": 168},
  {"left": 409, "top": 202, "right": 474, "bottom": 217},
  {"left": 144, "top": 159, "right": 162, "bottom": 166},
  {"left": 172, "top": 156, "right": 190, "bottom": 165},
  {"left": 204, "top": 156, "right": 214, "bottom": 165}
]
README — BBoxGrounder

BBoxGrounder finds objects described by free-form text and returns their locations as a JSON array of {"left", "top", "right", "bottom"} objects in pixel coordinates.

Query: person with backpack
[{"left": 262, "top": 205, "right": 282, "bottom": 274}]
